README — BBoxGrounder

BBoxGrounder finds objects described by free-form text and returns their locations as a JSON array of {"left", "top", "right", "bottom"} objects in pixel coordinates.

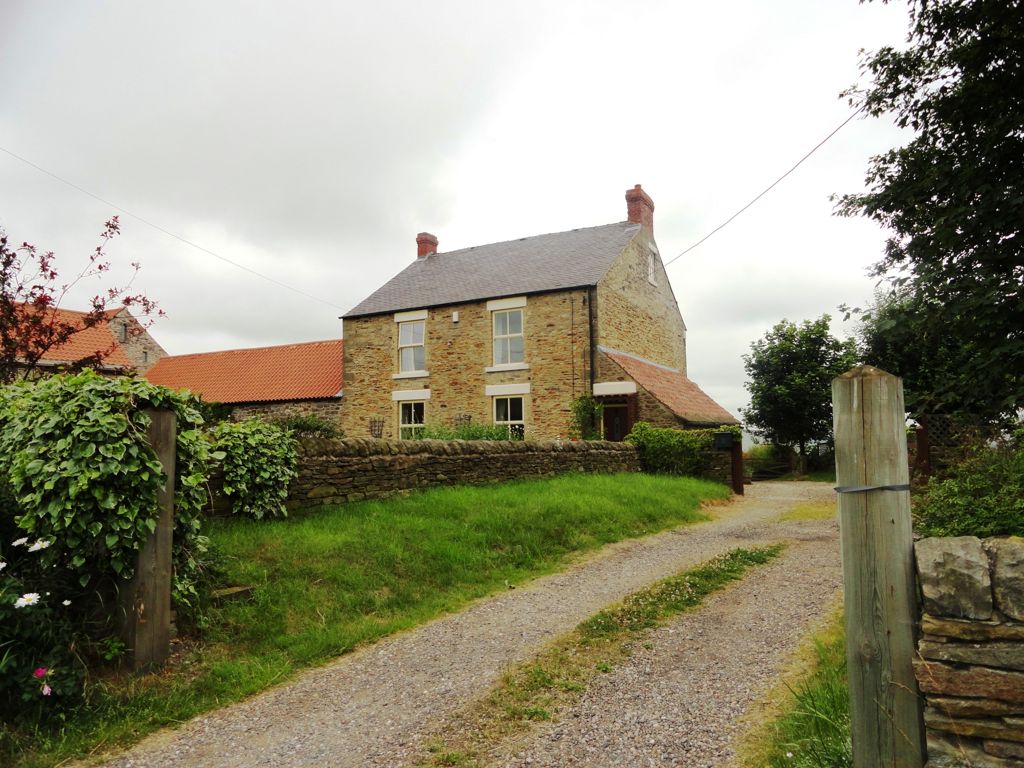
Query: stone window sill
[
  {"left": 392, "top": 371, "right": 430, "bottom": 380},
  {"left": 485, "top": 363, "right": 529, "bottom": 373}
]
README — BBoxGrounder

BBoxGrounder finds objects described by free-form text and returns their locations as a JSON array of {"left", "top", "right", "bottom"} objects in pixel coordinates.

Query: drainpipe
[{"left": 587, "top": 286, "right": 596, "bottom": 393}]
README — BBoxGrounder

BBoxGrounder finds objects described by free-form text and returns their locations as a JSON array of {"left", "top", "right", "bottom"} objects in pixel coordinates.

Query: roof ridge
[
  {"left": 157, "top": 339, "right": 342, "bottom": 361},
  {"left": 430, "top": 221, "right": 638, "bottom": 258}
]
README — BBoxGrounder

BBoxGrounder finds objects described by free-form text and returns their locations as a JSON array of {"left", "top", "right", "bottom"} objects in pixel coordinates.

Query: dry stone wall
[
  {"left": 287, "top": 437, "right": 640, "bottom": 509},
  {"left": 914, "top": 536, "right": 1024, "bottom": 767}
]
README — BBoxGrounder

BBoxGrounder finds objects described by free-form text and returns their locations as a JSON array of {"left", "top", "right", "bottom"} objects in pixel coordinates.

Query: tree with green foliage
[
  {"left": 742, "top": 316, "right": 858, "bottom": 467},
  {"left": 838, "top": 0, "right": 1023, "bottom": 419},
  {"left": 854, "top": 287, "right": 968, "bottom": 419}
]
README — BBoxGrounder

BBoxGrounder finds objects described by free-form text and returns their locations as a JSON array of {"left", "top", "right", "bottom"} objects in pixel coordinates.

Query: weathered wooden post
[
  {"left": 120, "top": 408, "right": 176, "bottom": 670},
  {"left": 833, "top": 366, "right": 924, "bottom": 767}
]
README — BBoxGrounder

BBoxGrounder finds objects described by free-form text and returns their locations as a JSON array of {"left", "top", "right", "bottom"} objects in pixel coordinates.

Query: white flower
[
  {"left": 14, "top": 592, "right": 41, "bottom": 608},
  {"left": 12, "top": 537, "right": 28, "bottom": 547},
  {"left": 0, "top": 561, "right": 6, "bottom": 571},
  {"left": 62, "top": 599, "right": 72, "bottom": 606},
  {"left": 27, "top": 539, "right": 52, "bottom": 552}
]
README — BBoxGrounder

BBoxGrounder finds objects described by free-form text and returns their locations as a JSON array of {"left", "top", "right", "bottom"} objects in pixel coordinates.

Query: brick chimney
[
  {"left": 625, "top": 184, "right": 654, "bottom": 232},
  {"left": 416, "top": 232, "right": 438, "bottom": 259}
]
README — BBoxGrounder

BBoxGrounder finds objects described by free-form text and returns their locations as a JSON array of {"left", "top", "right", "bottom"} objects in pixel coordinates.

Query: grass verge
[
  {"left": 4, "top": 472, "right": 729, "bottom": 768},
  {"left": 734, "top": 606, "right": 850, "bottom": 768},
  {"left": 415, "top": 544, "right": 785, "bottom": 767}
]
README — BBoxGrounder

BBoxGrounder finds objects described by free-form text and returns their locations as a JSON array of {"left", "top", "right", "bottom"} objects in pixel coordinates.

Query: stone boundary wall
[
  {"left": 914, "top": 536, "right": 1024, "bottom": 767},
  {"left": 287, "top": 437, "right": 641, "bottom": 509}
]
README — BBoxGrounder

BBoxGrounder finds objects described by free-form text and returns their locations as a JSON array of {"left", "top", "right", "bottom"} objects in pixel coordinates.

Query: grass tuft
[{"left": 778, "top": 501, "right": 836, "bottom": 522}]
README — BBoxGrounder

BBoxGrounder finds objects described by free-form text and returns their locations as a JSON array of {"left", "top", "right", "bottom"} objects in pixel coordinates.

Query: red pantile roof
[
  {"left": 30, "top": 306, "right": 133, "bottom": 368},
  {"left": 603, "top": 349, "right": 738, "bottom": 426},
  {"left": 145, "top": 340, "right": 343, "bottom": 404}
]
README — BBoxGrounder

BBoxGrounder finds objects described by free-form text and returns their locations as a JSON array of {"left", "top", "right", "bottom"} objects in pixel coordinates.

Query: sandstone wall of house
[
  {"left": 341, "top": 289, "right": 593, "bottom": 440},
  {"left": 231, "top": 399, "right": 344, "bottom": 426},
  {"left": 594, "top": 235, "right": 687, "bottom": 373},
  {"left": 914, "top": 536, "right": 1024, "bottom": 767},
  {"left": 287, "top": 436, "right": 640, "bottom": 509}
]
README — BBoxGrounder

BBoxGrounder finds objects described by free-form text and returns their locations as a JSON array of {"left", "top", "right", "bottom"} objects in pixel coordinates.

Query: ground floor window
[
  {"left": 399, "top": 400, "right": 425, "bottom": 439},
  {"left": 493, "top": 396, "right": 525, "bottom": 439}
]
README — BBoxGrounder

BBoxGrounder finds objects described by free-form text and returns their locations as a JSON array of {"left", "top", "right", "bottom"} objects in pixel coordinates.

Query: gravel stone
[{"left": 88, "top": 481, "right": 838, "bottom": 768}]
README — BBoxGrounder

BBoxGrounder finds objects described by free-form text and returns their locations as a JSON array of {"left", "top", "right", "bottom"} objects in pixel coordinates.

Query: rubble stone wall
[
  {"left": 914, "top": 536, "right": 1024, "bottom": 767},
  {"left": 286, "top": 437, "right": 641, "bottom": 509}
]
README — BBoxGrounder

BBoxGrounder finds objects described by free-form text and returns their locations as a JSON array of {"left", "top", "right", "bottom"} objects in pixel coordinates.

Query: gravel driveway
[{"left": 89, "top": 481, "right": 838, "bottom": 768}]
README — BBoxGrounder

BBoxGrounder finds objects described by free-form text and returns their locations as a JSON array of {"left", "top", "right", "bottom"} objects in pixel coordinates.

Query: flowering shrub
[
  {"left": 0, "top": 535, "right": 85, "bottom": 717},
  {"left": 208, "top": 419, "right": 297, "bottom": 520}
]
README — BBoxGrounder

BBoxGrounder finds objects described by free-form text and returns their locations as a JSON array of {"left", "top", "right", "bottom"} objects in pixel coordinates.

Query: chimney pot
[
  {"left": 416, "top": 232, "right": 438, "bottom": 259},
  {"left": 625, "top": 184, "right": 655, "bottom": 232}
]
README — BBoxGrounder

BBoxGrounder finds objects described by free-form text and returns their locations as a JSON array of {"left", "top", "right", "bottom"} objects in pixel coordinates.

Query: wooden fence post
[
  {"left": 833, "top": 366, "right": 924, "bottom": 768},
  {"left": 120, "top": 408, "right": 176, "bottom": 671}
]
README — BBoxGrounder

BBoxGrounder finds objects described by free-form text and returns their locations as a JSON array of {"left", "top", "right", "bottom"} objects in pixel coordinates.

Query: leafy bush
[
  {"left": 913, "top": 431, "right": 1024, "bottom": 538},
  {"left": 569, "top": 395, "right": 603, "bottom": 440},
  {"left": 0, "top": 372, "right": 211, "bottom": 595},
  {"left": 415, "top": 423, "right": 519, "bottom": 441},
  {"left": 208, "top": 419, "right": 297, "bottom": 520},
  {"left": 626, "top": 422, "right": 726, "bottom": 477},
  {"left": 271, "top": 413, "right": 343, "bottom": 439}
]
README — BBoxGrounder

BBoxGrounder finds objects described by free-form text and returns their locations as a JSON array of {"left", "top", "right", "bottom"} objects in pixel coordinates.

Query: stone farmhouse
[
  {"left": 145, "top": 340, "right": 343, "bottom": 422},
  {"left": 23, "top": 305, "right": 165, "bottom": 376},
  {"left": 340, "top": 185, "right": 736, "bottom": 441}
]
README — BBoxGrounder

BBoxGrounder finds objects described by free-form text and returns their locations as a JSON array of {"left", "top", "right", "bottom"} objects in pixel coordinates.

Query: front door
[{"left": 602, "top": 404, "right": 630, "bottom": 442}]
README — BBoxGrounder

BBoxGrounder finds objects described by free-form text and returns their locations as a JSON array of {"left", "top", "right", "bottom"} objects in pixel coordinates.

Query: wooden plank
[
  {"left": 120, "top": 408, "right": 176, "bottom": 670},
  {"left": 832, "top": 366, "right": 924, "bottom": 768}
]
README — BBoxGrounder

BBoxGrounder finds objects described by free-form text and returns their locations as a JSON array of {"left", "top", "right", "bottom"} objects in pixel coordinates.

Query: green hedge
[
  {"left": 914, "top": 430, "right": 1024, "bottom": 538},
  {"left": 626, "top": 422, "right": 737, "bottom": 477},
  {"left": 208, "top": 419, "right": 297, "bottom": 520}
]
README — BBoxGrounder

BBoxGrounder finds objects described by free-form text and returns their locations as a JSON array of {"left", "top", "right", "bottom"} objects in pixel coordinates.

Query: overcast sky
[{"left": 0, "top": 1, "right": 911, "bottom": 420}]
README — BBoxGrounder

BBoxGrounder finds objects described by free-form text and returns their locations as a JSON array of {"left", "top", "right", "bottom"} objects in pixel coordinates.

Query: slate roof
[
  {"left": 145, "top": 340, "right": 343, "bottom": 404},
  {"left": 344, "top": 222, "right": 641, "bottom": 318},
  {"left": 29, "top": 306, "right": 134, "bottom": 368},
  {"left": 602, "top": 348, "right": 738, "bottom": 426}
]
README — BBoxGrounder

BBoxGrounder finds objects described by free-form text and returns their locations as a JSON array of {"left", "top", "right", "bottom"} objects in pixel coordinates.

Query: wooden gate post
[
  {"left": 833, "top": 366, "right": 924, "bottom": 768},
  {"left": 120, "top": 408, "right": 176, "bottom": 670}
]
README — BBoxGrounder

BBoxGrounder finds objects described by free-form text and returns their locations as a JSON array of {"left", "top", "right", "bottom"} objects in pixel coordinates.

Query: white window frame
[
  {"left": 397, "top": 319, "right": 426, "bottom": 374},
  {"left": 493, "top": 395, "right": 525, "bottom": 439},
  {"left": 492, "top": 308, "right": 524, "bottom": 367},
  {"left": 399, "top": 400, "right": 425, "bottom": 439}
]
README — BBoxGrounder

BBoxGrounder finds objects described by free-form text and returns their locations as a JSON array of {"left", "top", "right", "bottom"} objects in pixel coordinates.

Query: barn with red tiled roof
[{"left": 145, "top": 340, "right": 344, "bottom": 426}]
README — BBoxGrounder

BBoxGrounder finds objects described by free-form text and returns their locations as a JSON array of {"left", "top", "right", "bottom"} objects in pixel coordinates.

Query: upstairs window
[
  {"left": 399, "top": 401, "right": 425, "bottom": 439},
  {"left": 492, "top": 309, "right": 524, "bottom": 366},
  {"left": 398, "top": 320, "right": 425, "bottom": 372},
  {"left": 494, "top": 396, "right": 525, "bottom": 439}
]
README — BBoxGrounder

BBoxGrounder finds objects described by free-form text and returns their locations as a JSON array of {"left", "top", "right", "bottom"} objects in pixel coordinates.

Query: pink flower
[
  {"left": 32, "top": 667, "right": 48, "bottom": 679},
  {"left": 41, "top": 684, "right": 52, "bottom": 696}
]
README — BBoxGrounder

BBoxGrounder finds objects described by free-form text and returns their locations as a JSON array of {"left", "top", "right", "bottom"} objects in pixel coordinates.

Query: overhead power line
[
  {"left": 663, "top": 107, "right": 865, "bottom": 269},
  {"left": 0, "top": 145, "right": 347, "bottom": 311}
]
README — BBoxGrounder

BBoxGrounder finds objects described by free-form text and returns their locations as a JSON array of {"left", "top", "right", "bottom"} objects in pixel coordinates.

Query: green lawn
[{"left": 6, "top": 472, "right": 728, "bottom": 768}]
